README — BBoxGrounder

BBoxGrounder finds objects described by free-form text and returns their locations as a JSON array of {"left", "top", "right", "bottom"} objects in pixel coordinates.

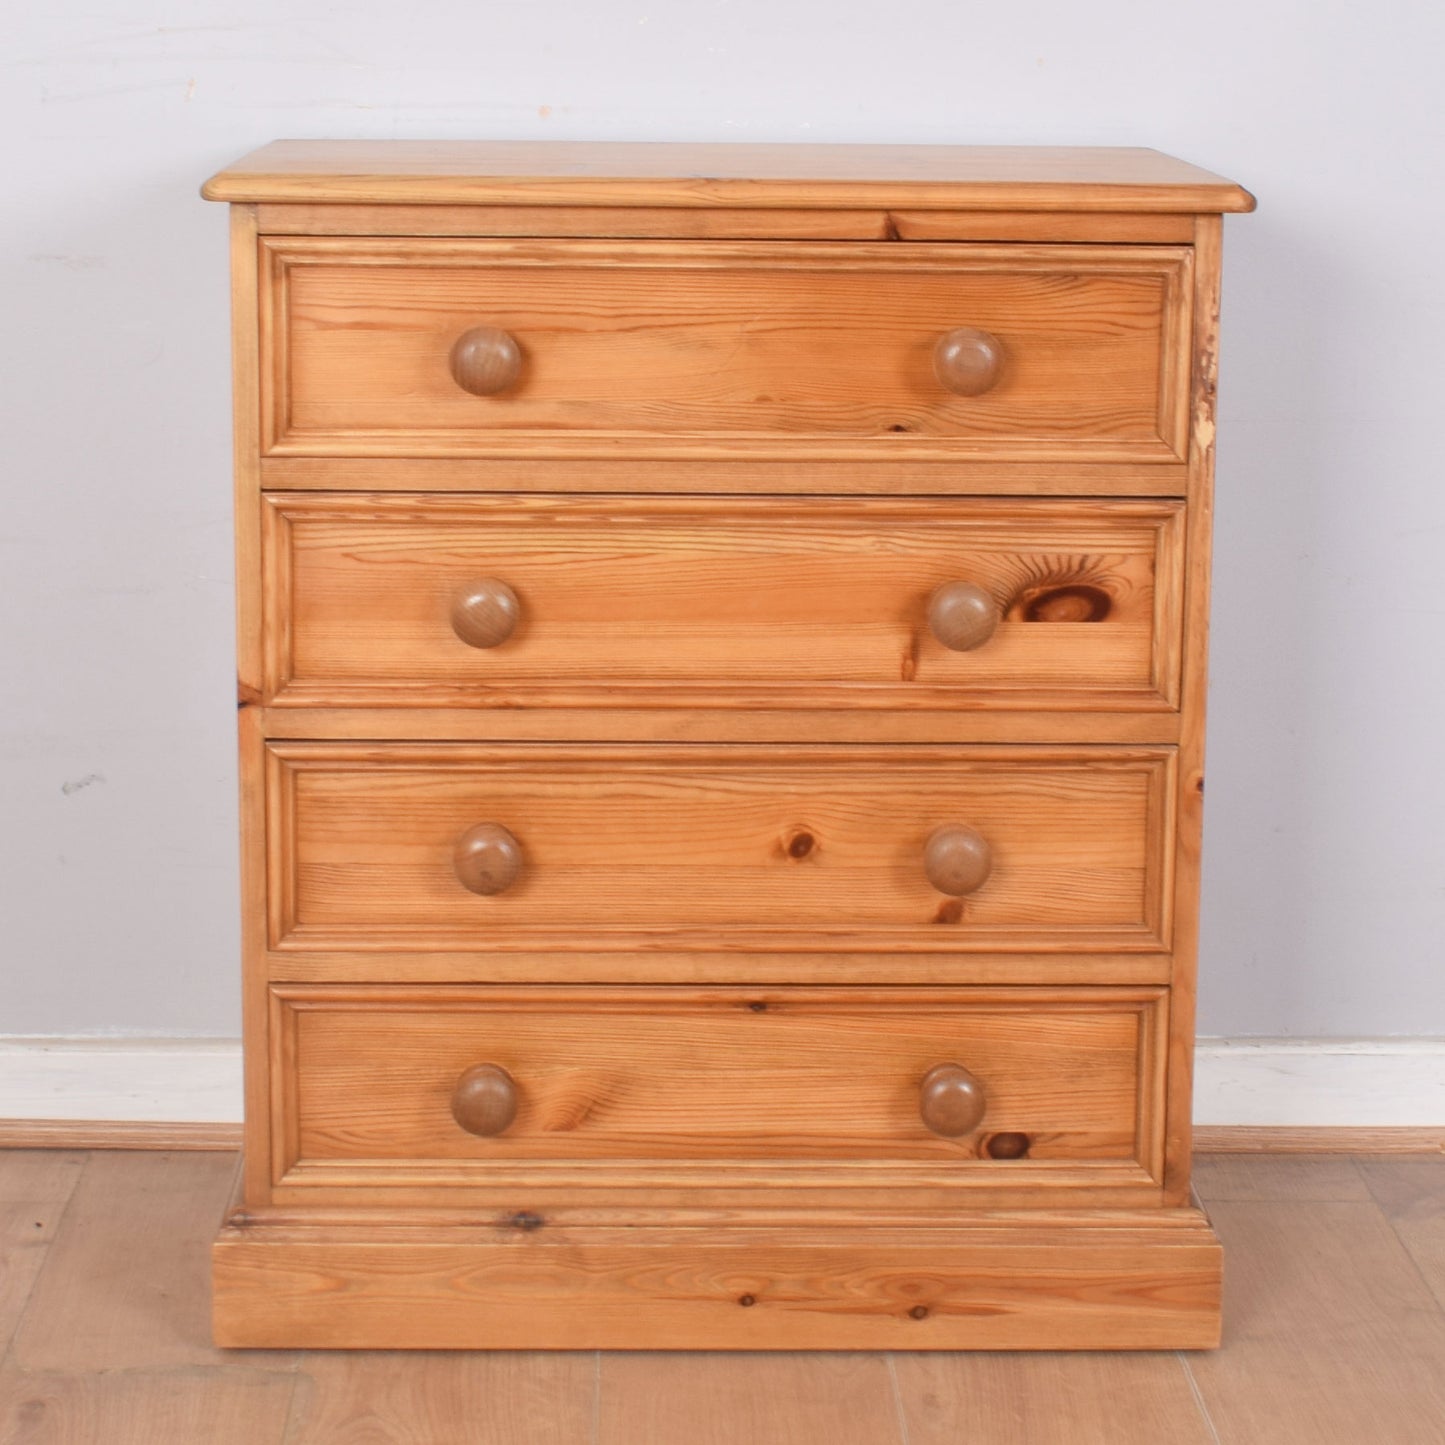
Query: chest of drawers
[{"left": 203, "top": 141, "right": 1252, "bottom": 1350}]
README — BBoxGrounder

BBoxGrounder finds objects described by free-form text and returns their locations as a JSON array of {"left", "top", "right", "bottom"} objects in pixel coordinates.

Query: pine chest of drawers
[{"left": 203, "top": 141, "right": 1252, "bottom": 1350}]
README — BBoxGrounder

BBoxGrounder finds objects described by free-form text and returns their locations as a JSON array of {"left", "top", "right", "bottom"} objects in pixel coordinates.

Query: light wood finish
[
  {"left": 262, "top": 239, "right": 1193, "bottom": 462},
  {"left": 11, "top": 1150, "right": 1445, "bottom": 1441},
  {"left": 598, "top": 1353, "right": 904, "bottom": 1445},
  {"left": 0, "top": 1199, "right": 73, "bottom": 1356},
  {"left": 268, "top": 986, "right": 1164, "bottom": 1191},
  {"left": 209, "top": 142, "right": 1248, "bottom": 1350},
  {"left": 266, "top": 744, "right": 1175, "bottom": 955},
  {"left": 262, "top": 494, "right": 1184, "bottom": 713},
  {"left": 1359, "top": 1157, "right": 1445, "bottom": 1310},
  {"left": 203, "top": 141, "right": 1256, "bottom": 212},
  {"left": 258, "top": 703, "right": 1186, "bottom": 746},
  {"left": 1188, "top": 1199, "right": 1445, "bottom": 1441},
  {"left": 252, "top": 201, "right": 1199, "bottom": 243},
  {"left": 284, "top": 1352, "right": 596, "bottom": 1444},
  {"left": 3, "top": 1123, "right": 1432, "bottom": 1156},
  {"left": 9, "top": 1152, "right": 285, "bottom": 1371},
  {"left": 891, "top": 1351, "right": 1220, "bottom": 1444},
  {"left": 0, "top": 1151, "right": 86, "bottom": 1203},
  {"left": 0, "top": 1121, "right": 241, "bottom": 1151},
  {"left": 1193, "top": 1125, "right": 1445, "bottom": 1154},
  {"left": 1193, "top": 1152, "right": 1373, "bottom": 1200},
  {"left": 260, "top": 453, "right": 1194, "bottom": 496},
  {"left": 891, "top": 209, "right": 1199, "bottom": 242},
  {"left": 0, "top": 1366, "right": 298, "bottom": 1445},
  {"left": 213, "top": 1212, "right": 1223, "bottom": 1350}
]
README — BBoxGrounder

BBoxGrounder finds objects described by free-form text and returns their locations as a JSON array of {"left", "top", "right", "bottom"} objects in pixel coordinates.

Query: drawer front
[
  {"left": 261, "top": 239, "right": 1192, "bottom": 460},
  {"left": 263, "top": 494, "right": 1183, "bottom": 711},
  {"left": 271, "top": 985, "right": 1166, "bottom": 1187},
  {"left": 267, "top": 744, "right": 1174, "bottom": 953}
]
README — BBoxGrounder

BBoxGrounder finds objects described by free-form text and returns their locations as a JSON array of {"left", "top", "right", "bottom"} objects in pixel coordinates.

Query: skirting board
[{"left": 0, "top": 1037, "right": 1441, "bottom": 1153}]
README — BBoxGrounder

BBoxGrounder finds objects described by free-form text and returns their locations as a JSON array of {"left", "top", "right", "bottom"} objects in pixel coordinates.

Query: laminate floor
[{"left": 1, "top": 1150, "right": 1442, "bottom": 1444}]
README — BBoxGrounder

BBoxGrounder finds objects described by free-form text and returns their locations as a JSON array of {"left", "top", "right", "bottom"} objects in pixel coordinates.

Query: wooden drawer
[
  {"left": 270, "top": 985, "right": 1166, "bottom": 1195},
  {"left": 262, "top": 494, "right": 1184, "bottom": 712},
  {"left": 266, "top": 743, "right": 1174, "bottom": 954},
  {"left": 260, "top": 238, "right": 1192, "bottom": 461}
]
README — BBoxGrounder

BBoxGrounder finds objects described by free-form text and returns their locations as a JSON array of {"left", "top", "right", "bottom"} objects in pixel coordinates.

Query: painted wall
[{"left": 4, "top": 1, "right": 1442, "bottom": 1037}]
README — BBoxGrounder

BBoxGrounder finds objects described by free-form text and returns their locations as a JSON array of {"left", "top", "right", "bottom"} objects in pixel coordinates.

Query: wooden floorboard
[
  {"left": 8, "top": 1151, "right": 290, "bottom": 1373},
  {"left": 284, "top": 1352, "right": 597, "bottom": 1444},
  {"left": 889, "top": 1351, "right": 1218, "bottom": 1443},
  {"left": 0, "top": 1364, "right": 297, "bottom": 1445},
  {"left": 1, "top": 1148, "right": 1443, "bottom": 1442},
  {"left": 1192, "top": 1152, "right": 1370, "bottom": 1202},
  {"left": 1358, "top": 1156, "right": 1445, "bottom": 1313},
  {"left": 1185, "top": 1199, "right": 1445, "bottom": 1444},
  {"left": 0, "top": 1151, "right": 86, "bottom": 1366},
  {"left": 597, "top": 1353, "right": 905, "bottom": 1445},
  {"left": 0, "top": 1151, "right": 87, "bottom": 1205}
]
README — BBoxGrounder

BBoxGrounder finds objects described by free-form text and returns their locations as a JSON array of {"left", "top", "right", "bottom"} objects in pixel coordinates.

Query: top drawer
[{"left": 259, "top": 239, "right": 1194, "bottom": 462}]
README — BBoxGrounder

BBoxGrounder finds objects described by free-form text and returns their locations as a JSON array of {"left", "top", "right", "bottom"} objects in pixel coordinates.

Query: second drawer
[
  {"left": 260, "top": 494, "right": 1184, "bottom": 712},
  {"left": 266, "top": 743, "right": 1175, "bottom": 953}
]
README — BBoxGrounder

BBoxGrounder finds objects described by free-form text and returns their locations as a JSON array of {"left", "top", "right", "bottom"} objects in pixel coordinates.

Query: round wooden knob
[
  {"left": 451, "top": 579, "right": 521, "bottom": 649},
  {"left": 451, "top": 1064, "right": 519, "bottom": 1137},
  {"left": 454, "top": 823, "right": 524, "bottom": 896},
  {"left": 449, "top": 326, "right": 522, "bottom": 396},
  {"left": 923, "top": 825, "right": 993, "bottom": 896},
  {"left": 919, "top": 1063, "right": 987, "bottom": 1137},
  {"left": 933, "top": 328, "right": 1005, "bottom": 397},
  {"left": 927, "top": 581, "right": 1000, "bottom": 652}
]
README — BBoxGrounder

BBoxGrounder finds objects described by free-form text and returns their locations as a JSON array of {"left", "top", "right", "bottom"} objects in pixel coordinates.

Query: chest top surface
[{"left": 203, "top": 140, "right": 1254, "bottom": 212}]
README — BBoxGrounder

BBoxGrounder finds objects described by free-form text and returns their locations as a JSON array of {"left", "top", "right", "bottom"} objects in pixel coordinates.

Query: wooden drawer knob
[
  {"left": 451, "top": 1064, "right": 519, "bottom": 1136},
  {"left": 927, "top": 581, "right": 1000, "bottom": 652},
  {"left": 454, "top": 823, "right": 524, "bottom": 896},
  {"left": 449, "top": 326, "right": 522, "bottom": 396},
  {"left": 451, "top": 578, "right": 521, "bottom": 649},
  {"left": 933, "top": 328, "right": 1005, "bottom": 397},
  {"left": 923, "top": 825, "right": 993, "bottom": 896},
  {"left": 919, "top": 1063, "right": 987, "bottom": 1137}
]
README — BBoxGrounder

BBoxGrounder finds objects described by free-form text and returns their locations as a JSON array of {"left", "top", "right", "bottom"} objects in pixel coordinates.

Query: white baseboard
[{"left": 0, "top": 1036, "right": 1440, "bottom": 1128}]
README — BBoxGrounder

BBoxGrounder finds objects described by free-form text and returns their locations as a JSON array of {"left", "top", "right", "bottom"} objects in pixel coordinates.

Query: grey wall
[{"left": 4, "top": 1, "right": 1442, "bottom": 1037}]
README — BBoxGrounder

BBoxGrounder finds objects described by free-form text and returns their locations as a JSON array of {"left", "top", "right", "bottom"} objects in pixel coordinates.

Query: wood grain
[
  {"left": 259, "top": 454, "right": 1193, "bottom": 497},
  {"left": 598, "top": 1353, "right": 903, "bottom": 1445},
  {"left": 0, "top": 1121, "right": 240, "bottom": 1151},
  {"left": 285, "top": 1352, "right": 595, "bottom": 1444},
  {"left": 266, "top": 743, "right": 1176, "bottom": 954},
  {"left": 891, "top": 1351, "right": 1218, "bottom": 1444},
  {"left": 269, "top": 985, "right": 1163, "bottom": 1178},
  {"left": 0, "top": 1151, "right": 86, "bottom": 1203},
  {"left": 254, "top": 202, "right": 1198, "bottom": 243},
  {"left": 203, "top": 140, "right": 1256, "bottom": 213},
  {"left": 213, "top": 1214, "right": 1223, "bottom": 1350},
  {"left": 1188, "top": 1201, "right": 1445, "bottom": 1443},
  {"left": 0, "top": 1204, "right": 68, "bottom": 1360},
  {"left": 0, "top": 1366, "right": 297, "bottom": 1445},
  {"left": 263, "top": 494, "right": 1184, "bottom": 713},
  {"left": 9, "top": 1152, "right": 283, "bottom": 1371},
  {"left": 257, "top": 201, "right": 897, "bottom": 239},
  {"left": 1193, "top": 1153, "right": 1371, "bottom": 1201},
  {"left": 255, "top": 704, "right": 1185, "bottom": 747},
  {"left": 1158, "top": 212, "right": 1222, "bottom": 1208},
  {"left": 1359, "top": 1157, "right": 1445, "bottom": 1310},
  {"left": 262, "top": 239, "right": 1192, "bottom": 461}
]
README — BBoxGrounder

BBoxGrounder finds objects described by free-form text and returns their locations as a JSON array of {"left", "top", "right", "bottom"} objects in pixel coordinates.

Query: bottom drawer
[{"left": 271, "top": 985, "right": 1167, "bottom": 1200}]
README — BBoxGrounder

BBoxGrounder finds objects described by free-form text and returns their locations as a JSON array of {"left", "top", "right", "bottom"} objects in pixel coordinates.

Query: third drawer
[{"left": 265, "top": 742, "right": 1176, "bottom": 955}]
